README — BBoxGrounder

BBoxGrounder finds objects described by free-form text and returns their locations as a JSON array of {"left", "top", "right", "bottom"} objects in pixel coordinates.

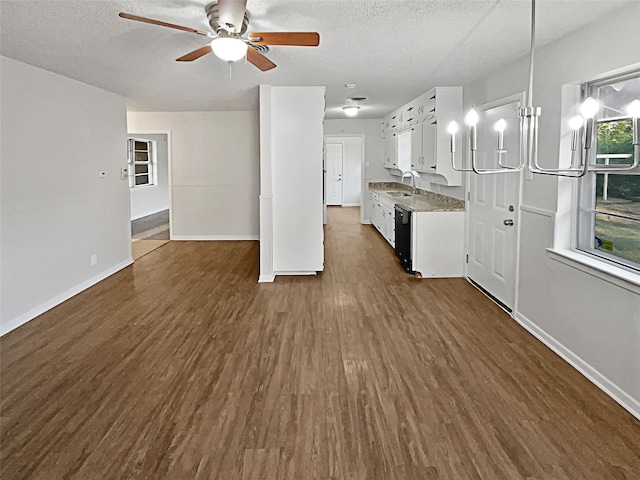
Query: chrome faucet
[{"left": 402, "top": 170, "right": 420, "bottom": 194}]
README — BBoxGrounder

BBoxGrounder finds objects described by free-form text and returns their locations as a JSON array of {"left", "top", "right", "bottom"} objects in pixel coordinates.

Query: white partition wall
[{"left": 259, "top": 86, "right": 325, "bottom": 281}]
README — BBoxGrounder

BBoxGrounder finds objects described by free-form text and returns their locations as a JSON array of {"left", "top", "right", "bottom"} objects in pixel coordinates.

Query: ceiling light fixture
[
  {"left": 449, "top": 0, "right": 639, "bottom": 177},
  {"left": 342, "top": 105, "right": 360, "bottom": 117},
  {"left": 210, "top": 37, "right": 248, "bottom": 62}
]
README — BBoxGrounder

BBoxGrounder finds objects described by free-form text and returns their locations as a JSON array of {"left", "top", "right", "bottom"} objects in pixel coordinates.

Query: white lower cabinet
[
  {"left": 380, "top": 197, "right": 395, "bottom": 248},
  {"left": 369, "top": 191, "right": 395, "bottom": 248},
  {"left": 412, "top": 211, "right": 464, "bottom": 278},
  {"left": 369, "top": 190, "right": 464, "bottom": 277}
]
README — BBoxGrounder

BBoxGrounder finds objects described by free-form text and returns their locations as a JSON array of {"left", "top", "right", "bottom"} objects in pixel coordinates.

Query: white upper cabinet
[
  {"left": 383, "top": 133, "right": 398, "bottom": 169},
  {"left": 382, "top": 86, "right": 463, "bottom": 186}
]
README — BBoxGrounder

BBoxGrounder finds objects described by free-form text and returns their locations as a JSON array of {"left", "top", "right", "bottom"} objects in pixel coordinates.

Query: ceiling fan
[{"left": 119, "top": 0, "right": 319, "bottom": 72}]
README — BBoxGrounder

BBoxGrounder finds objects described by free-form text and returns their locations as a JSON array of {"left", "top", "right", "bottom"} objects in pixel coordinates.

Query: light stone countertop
[{"left": 368, "top": 182, "right": 465, "bottom": 213}]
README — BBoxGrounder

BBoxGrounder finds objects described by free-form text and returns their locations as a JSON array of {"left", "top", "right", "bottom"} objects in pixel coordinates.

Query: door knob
[{"left": 503, "top": 219, "right": 514, "bottom": 226}]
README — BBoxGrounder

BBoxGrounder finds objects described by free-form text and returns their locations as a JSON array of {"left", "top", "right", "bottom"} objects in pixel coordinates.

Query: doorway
[
  {"left": 466, "top": 94, "right": 524, "bottom": 312},
  {"left": 325, "top": 143, "right": 344, "bottom": 205},
  {"left": 323, "top": 135, "right": 364, "bottom": 223},
  {"left": 128, "top": 132, "right": 171, "bottom": 260}
]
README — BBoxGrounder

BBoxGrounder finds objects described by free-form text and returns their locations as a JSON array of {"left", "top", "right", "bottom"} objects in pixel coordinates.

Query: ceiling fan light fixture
[
  {"left": 210, "top": 37, "right": 248, "bottom": 62},
  {"left": 342, "top": 105, "right": 360, "bottom": 117}
]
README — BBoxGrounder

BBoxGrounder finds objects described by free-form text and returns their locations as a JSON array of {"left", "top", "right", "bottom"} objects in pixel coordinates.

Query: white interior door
[
  {"left": 467, "top": 97, "right": 523, "bottom": 311},
  {"left": 325, "top": 143, "right": 343, "bottom": 205}
]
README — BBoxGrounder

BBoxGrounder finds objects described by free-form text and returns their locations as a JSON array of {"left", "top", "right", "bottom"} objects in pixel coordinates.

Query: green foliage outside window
[{"left": 595, "top": 119, "right": 639, "bottom": 199}]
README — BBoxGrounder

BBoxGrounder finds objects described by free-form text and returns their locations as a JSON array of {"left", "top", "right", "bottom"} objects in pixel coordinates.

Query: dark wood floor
[{"left": 1, "top": 207, "right": 639, "bottom": 479}]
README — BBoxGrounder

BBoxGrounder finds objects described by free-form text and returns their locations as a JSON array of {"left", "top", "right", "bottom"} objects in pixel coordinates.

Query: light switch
[
  {"left": 98, "top": 171, "right": 107, "bottom": 178},
  {"left": 121, "top": 168, "right": 128, "bottom": 180}
]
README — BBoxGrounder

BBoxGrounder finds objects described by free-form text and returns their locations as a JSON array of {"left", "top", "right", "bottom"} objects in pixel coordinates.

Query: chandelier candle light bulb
[
  {"left": 569, "top": 116, "right": 584, "bottom": 151},
  {"left": 580, "top": 97, "right": 600, "bottom": 150},
  {"left": 447, "top": 121, "right": 459, "bottom": 153},
  {"left": 494, "top": 119, "right": 507, "bottom": 151},
  {"left": 465, "top": 109, "right": 479, "bottom": 151}
]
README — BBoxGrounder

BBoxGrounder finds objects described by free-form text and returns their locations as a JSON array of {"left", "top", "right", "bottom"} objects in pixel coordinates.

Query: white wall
[
  {"left": 324, "top": 119, "right": 392, "bottom": 222},
  {"left": 128, "top": 133, "right": 170, "bottom": 220},
  {"left": 127, "top": 111, "right": 260, "bottom": 239},
  {"left": 324, "top": 136, "right": 362, "bottom": 206},
  {"left": 0, "top": 56, "right": 132, "bottom": 334},
  {"left": 464, "top": 4, "right": 640, "bottom": 418}
]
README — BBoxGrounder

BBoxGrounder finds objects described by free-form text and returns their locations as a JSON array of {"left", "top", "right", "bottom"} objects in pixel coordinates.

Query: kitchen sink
[{"left": 388, "top": 191, "right": 412, "bottom": 197}]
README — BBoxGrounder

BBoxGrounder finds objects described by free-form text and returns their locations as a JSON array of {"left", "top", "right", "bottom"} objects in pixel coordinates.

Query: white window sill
[
  {"left": 129, "top": 184, "right": 157, "bottom": 191},
  {"left": 547, "top": 248, "right": 640, "bottom": 295}
]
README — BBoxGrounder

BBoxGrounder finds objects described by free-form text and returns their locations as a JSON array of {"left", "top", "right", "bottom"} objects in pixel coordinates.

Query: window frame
[
  {"left": 575, "top": 69, "right": 640, "bottom": 273},
  {"left": 127, "top": 138, "right": 156, "bottom": 189}
]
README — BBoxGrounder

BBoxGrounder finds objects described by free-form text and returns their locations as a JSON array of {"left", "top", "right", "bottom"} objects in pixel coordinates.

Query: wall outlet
[
  {"left": 90, "top": 254, "right": 98, "bottom": 266},
  {"left": 121, "top": 167, "right": 128, "bottom": 180}
]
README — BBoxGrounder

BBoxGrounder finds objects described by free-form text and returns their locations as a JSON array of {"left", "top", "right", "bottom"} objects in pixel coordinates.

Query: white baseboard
[
  {"left": 514, "top": 311, "right": 640, "bottom": 422},
  {"left": 172, "top": 235, "right": 259, "bottom": 241},
  {"left": 258, "top": 274, "right": 275, "bottom": 283},
  {"left": 1, "top": 258, "right": 134, "bottom": 337},
  {"left": 342, "top": 203, "right": 361, "bottom": 207},
  {"left": 274, "top": 271, "right": 318, "bottom": 276}
]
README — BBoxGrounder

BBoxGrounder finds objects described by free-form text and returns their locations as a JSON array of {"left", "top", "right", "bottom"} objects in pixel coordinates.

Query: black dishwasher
[{"left": 394, "top": 204, "right": 413, "bottom": 273}]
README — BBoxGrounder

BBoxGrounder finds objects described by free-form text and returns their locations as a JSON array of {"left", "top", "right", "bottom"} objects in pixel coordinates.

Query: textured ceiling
[{"left": 0, "top": 0, "right": 634, "bottom": 118}]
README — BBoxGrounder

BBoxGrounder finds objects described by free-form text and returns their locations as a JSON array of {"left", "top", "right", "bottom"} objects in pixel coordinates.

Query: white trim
[
  {"left": 130, "top": 206, "right": 169, "bottom": 221},
  {"left": 172, "top": 235, "right": 259, "bottom": 241},
  {"left": 520, "top": 204, "right": 556, "bottom": 218},
  {"left": 514, "top": 311, "right": 640, "bottom": 422},
  {"left": 1, "top": 258, "right": 133, "bottom": 337},
  {"left": 258, "top": 274, "right": 276, "bottom": 283},
  {"left": 475, "top": 92, "right": 526, "bottom": 113},
  {"left": 547, "top": 248, "right": 640, "bottom": 294},
  {"left": 341, "top": 203, "right": 361, "bottom": 207}
]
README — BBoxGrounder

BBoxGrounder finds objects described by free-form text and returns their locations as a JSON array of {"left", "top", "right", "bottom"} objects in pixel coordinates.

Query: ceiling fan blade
[
  {"left": 248, "top": 32, "right": 320, "bottom": 47},
  {"left": 218, "top": 0, "right": 247, "bottom": 34},
  {"left": 246, "top": 47, "right": 276, "bottom": 72},
  {"left": 176, "top": 45, "right": 212, "bottom": 62},
  {"left": 119, "top": 12, "right": 211, "bottom": 37}
]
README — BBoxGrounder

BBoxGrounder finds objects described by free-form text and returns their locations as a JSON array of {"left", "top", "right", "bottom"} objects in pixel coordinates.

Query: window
[
  {"left": 127, "top": 138, "right": 155, "bottom": 188},
  {"left": 577, "top": 71, "right": 640, "bottom": 271}
]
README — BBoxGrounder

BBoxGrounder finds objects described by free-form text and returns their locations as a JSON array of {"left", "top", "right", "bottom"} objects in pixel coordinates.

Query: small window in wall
[
  {"left": 577, "top": 70, "right": 640, "bottom": 270},
  {"left": 127, "top": 138, "right": 155, "bottom": 188}
]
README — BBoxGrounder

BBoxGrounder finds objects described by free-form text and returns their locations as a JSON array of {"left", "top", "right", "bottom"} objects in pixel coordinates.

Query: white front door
[
  {"left": 467, "top": 96, "right": 523, "bottom": 311},
  {"left": 325, "top": 143, "right": 343, "bottom": 205}
]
